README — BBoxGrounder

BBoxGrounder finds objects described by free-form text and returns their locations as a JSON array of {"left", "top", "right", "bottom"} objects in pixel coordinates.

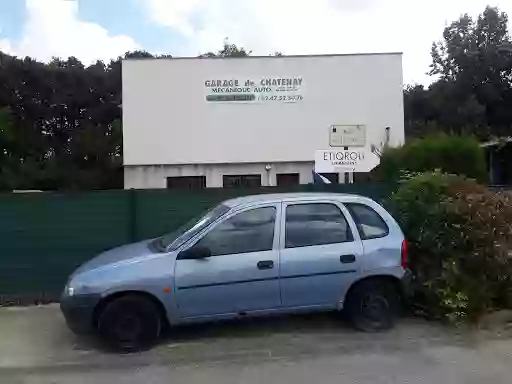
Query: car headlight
[
  {"left": 66, "top": 285, "right": 76, "bottom": 297},
  {"left": 65, "top": 280, "right": 87, "bottom": 297}
]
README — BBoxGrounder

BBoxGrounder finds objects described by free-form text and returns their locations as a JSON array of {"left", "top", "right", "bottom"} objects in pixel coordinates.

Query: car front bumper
[{"left": 60, "top": 294, "right": 101, "bottom": 335}]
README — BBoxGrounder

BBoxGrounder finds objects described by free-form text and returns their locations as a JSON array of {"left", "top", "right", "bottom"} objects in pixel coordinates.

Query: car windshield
[{"left": 155, "top": 203, "right": 230, "bottom": 252}]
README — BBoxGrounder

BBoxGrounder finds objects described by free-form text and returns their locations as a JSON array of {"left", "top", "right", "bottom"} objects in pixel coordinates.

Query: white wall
[
  {"left": 122, "top": 54, "right": 404, "bottom": 167},
  {"left": 124, "top": 162, "right": 346, "bottom": 189}
]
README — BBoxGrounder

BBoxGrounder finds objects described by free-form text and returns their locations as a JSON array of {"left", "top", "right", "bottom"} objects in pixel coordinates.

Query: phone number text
[{"left": 258, "top": 95, "right": 304, "bottom": 102}]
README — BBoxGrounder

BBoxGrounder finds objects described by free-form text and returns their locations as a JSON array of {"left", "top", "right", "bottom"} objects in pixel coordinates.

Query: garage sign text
[{"left": 204, "top": 77, "right": 303, "bottom": 103}]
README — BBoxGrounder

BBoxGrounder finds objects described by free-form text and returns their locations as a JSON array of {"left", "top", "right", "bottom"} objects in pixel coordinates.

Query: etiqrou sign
[{"left": 314, "top": 149, "right": 380, "bottom": 173}]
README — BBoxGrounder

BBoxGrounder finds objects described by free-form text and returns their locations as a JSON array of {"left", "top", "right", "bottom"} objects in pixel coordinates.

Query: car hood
[{"left": 73, "top": 239, "right": 155, "bottom": 276}]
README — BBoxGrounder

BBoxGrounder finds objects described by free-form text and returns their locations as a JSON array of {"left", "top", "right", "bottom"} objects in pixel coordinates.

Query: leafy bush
[
  {"left": 374, "top": 134, "right": 487, "bottom": 183},
  {"left": 387, "top": 171, "right": 512, "bottom": 322}
]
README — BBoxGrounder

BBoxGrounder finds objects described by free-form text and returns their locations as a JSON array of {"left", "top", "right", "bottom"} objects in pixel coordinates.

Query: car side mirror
[{"left": 177, "top": 245, "right": 212, "bottom": 260}]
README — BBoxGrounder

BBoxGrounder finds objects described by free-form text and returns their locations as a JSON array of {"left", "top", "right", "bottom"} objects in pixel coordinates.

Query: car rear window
[{"left": 345, "top": 203, "right": 389, "bottom": 240}]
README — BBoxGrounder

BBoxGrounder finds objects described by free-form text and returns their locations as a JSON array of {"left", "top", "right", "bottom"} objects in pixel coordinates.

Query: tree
[
  {"left": 410, "top": 6, "right": 512, "bottom": 138},
  {"left": 0, "top": 51, "right": 124, "bottom": 190},
  {"left": 200, "top": 39, "right": 251, "bottom": 58},
  {"left": 0, "top": 107, "right": 16, "bottom": 190}
]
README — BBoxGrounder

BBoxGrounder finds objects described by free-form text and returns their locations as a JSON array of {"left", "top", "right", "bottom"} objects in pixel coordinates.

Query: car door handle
[
  {"left": 257, "top": 260, "right": 274, "bottom": 270},
  {"left": 340, "top": 254, "right": 356, "bottom": 264}
]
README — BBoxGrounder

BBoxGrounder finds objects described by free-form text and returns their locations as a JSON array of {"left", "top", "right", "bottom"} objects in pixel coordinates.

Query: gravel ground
[{"left": 1, "top": 304, "right": 512, "bottom": 383}]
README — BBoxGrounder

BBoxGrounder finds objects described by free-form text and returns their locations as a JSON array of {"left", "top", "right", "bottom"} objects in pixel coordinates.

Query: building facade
[{"left": 122, "top": 53, "right": 405, "bottom": 189}]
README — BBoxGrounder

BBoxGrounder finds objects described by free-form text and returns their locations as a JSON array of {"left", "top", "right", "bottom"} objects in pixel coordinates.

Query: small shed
[{"left": 481, "top": 137, "right": 512, "bottom": 185}]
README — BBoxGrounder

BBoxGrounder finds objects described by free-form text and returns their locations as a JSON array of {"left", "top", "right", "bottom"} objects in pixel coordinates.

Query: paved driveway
[{"left": 1, "top": 305, "right": 512, "bottom": 383}]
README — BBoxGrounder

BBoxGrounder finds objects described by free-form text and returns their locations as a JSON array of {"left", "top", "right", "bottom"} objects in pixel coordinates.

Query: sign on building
[
  {"left": 204, "top": 77, "right": 304, "bottom": 103},
  {"left": 329, "top": 125, "right": 366, "bottom": 147},
  {"left": 314, "top": 149, "right": 380, "bottom": 173}
]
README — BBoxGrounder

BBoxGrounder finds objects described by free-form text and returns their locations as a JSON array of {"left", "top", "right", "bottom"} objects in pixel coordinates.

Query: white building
[{"left": 122, "top": 53, "right": 404, "bottom": 189}]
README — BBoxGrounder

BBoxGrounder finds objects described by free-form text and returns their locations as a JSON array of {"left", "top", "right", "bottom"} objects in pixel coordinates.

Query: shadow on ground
[
  {"left": 0, "top": 304, "right": 490, "bottom": 373},
  {"left": 162, "top": 311, "right": 349, "bottom": 342}
]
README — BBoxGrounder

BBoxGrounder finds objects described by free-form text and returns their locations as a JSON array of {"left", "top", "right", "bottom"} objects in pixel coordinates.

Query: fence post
[{"left": 128, "top": 189, "right": 137, "bottom": 242}]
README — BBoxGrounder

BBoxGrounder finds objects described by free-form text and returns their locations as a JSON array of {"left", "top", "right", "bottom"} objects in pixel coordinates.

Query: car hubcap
[
  {"left": 115, "top": 315, "right": 141, "bottom": 342},
  {"left": 361, "top": 294, "right": 389, "bottom": 322}
]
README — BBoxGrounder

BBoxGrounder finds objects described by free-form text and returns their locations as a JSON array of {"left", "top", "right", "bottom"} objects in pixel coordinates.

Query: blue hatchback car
[{"left": 61, "top": 193, "right": 410, "bottom": 351}]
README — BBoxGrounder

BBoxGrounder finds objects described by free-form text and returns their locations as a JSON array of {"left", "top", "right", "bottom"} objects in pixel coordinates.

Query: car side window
[
  {"left": 196, "top": 207, "right": 276, "bottom": 256},
  {"left": 285, "top": 203, "right": 353, "bottom": 248},
  {"left": 345, "top": 203, "right": 389, "bottom": 240}
]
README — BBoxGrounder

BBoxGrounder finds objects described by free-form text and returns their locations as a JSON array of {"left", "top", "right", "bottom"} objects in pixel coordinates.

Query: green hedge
[
  {"left": 375, "top": 134, "right": 487, "bottom": 183},
  {"left": 387, "top": 171, "right": 512, "bottom": 322}
]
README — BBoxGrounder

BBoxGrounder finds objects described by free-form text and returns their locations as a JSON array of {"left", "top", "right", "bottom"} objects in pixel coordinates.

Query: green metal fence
[{"left": 0, "top": 184, "right": 392, "bottom": 301}]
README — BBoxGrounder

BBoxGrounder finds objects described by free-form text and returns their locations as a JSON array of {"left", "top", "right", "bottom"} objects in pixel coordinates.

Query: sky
[{"left": 0, "top": 0, "right": 511, "bottom": 85}]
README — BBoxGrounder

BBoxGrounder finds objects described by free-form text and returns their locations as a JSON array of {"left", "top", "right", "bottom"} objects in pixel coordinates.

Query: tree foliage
[
  {"left": 406, "top": 6, "right": 512, "bottom": 139},
  {"left": 200, "top": 39, "right": 251, "bottom": 58},
  {"left": 375, "top": 134, "right": 488, "bottom": 183},
  {"left": 0, "top": 52, "right": 125, "bottom": 190}
]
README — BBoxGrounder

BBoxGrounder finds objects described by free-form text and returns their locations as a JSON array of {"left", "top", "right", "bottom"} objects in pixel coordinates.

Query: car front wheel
[
  {"left": 97, "top": 295, "right": 161, "bottom": 352},
  {"left": 345, "top": 279, "right": 400, "bottom": 332}
]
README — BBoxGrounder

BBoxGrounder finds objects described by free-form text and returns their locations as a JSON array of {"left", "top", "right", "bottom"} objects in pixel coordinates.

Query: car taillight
[{"left": 401, "top": 240, "right": 409, "bottom": 269}]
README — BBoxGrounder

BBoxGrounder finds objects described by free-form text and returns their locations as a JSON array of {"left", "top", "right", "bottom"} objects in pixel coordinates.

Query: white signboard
[
  {"left": 315, "top": 149, "right": 380, "bottom": 173},
  {"left": 329, "top": 125, "right": 366, "bottom": 147},
  {"left": 204, "top": 77, "right": 303, "bottom": 103}
]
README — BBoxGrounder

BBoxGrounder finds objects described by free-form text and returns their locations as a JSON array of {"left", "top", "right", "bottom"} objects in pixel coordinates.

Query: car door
[
  {"left": 174, "top": 204, "right": 281, "bottom": 318},
  {"left": 279, "top": 200, "right": 363, "bottom": 308},
  {"left": 344, "top": 202, "right": 401, "bottom": 272}
]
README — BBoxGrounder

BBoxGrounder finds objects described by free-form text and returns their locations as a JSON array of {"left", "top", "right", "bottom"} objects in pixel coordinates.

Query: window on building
[
  {"left": 285, "top": 203, "right": 353, "bottom": 248},
  {"left": 223, "top": 174, "right": 261, "bottom": 188},
  {"left": 277, "top": 173, "right": 300, "bottom": 187},
  {"left": 196, "top": 207, "right": 276, "bottom": 256},
  {"left": 320, "top": 173, "right": 339, "bottom": 184},
  {"left": 167, "top": 176, "right": 206, "bottom": 190},
  {"left": 345, "top": 203, "right": 389, "bottom": 240}
]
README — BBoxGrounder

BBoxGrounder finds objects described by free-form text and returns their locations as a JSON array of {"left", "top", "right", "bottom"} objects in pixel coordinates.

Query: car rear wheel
[
  {"left": 97, "top": 295, "right": 161, "bottom": 352},
  {"left": 345, "top": 279, "right": 399, "bottom": 332}
]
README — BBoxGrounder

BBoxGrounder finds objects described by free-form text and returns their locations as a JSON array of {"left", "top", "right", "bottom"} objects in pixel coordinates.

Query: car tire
[
  {"left": 97, "top": 295, "right": 161, "bottom": 352},
  {"left": 345, "top": 279, "right": 400, "bottom": 332}
]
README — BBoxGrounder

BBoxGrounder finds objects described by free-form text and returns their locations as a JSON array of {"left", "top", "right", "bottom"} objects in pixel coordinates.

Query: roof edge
[{"left": 123, "top": 52, "right": 404, "bottom": 62}]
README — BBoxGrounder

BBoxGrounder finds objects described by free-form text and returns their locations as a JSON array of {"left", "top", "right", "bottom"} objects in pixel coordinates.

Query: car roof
[{"left": 222, "top": 192, "right": 376, "bottom": 208}]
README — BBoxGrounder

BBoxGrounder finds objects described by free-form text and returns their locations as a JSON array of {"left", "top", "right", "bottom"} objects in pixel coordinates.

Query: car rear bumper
[
  {"left": 60, "top": 294, "right": 101, "bottom": 335},
  {"left": 400, "top": 269, "right": 414, "bottom": 302}
]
